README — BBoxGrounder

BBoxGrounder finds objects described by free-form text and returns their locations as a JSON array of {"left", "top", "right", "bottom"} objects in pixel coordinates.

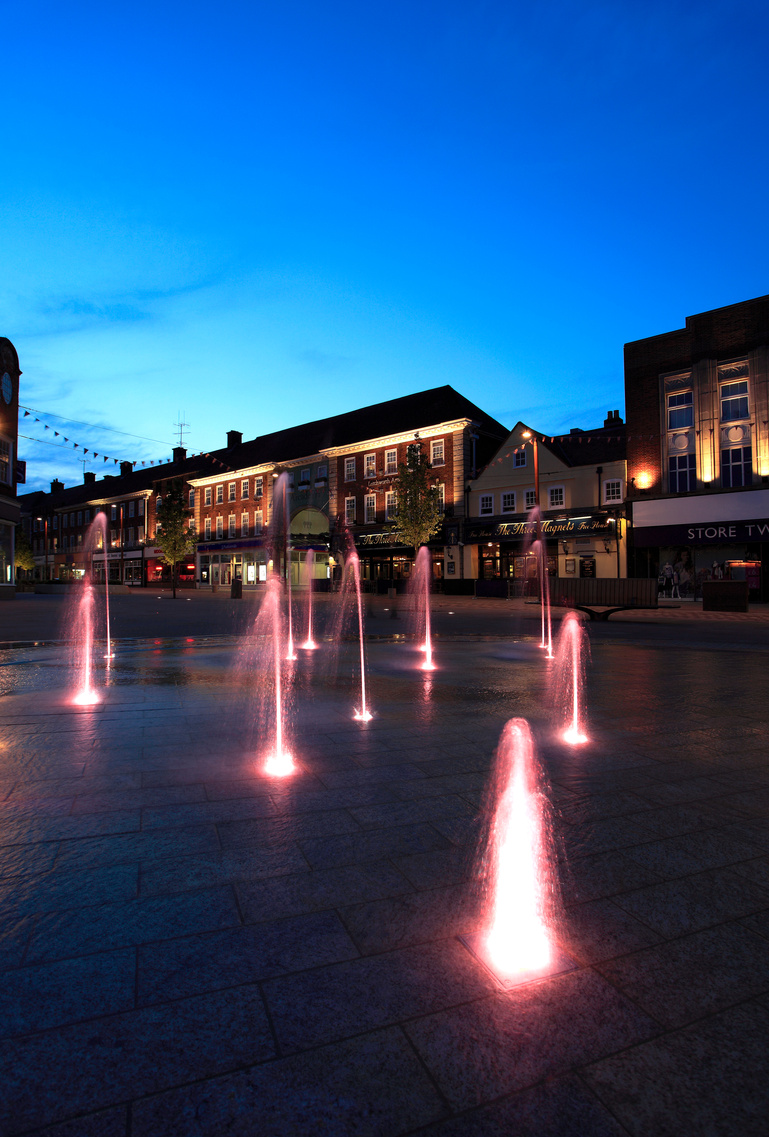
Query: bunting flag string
[{"left": 20, "top": 406, "right": 175, "bottom": 470}]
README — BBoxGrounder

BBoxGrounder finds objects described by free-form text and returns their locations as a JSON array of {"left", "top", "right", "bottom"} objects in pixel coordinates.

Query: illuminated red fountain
[
  {"left": 94, "top": 512, "right": 113, "bottom": 661},
  {"left": 346, "top": 547, "right": 372, "bottom": 721},
  {"left": 273, "top": 473, "right": 297, "bottom": 661},
  {"left": 478, "top": 718, "right": 562, "bottom": 979},
  {"left": 412, "top": 545, "right": 435, "bottom": 670},
  {"left": 553, "top": 610, "right": 589, "bottom": 745},
  {"left": 259, "top": 575, "right": 296, "bottom": 776},
  {"left": 301, "top": 549, "right": 318, "bottom": 650},
  {"left": 71, "top": 578, "right": 100, "bottom": 706}
]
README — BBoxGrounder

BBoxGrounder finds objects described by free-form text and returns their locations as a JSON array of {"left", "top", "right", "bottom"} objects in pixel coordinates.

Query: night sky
[{"left": 5, "top": 0, "right": 768, "bottom": 491}]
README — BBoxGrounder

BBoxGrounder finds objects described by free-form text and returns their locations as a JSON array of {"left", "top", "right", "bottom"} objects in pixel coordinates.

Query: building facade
[
  {"left": 0, "top": 338, "right": 22, "bottom": 597},
  {"left": 465, "top": 413, "right": 627, "bottom": 588},
  {"left": 625, "top": 294, "right": 769, "bottom": 599}
]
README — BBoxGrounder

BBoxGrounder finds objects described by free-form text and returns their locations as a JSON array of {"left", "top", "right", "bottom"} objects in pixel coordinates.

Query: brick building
[
  {"left": 625, "top": 294, "right": 769, "bottom": 599},
  {"left": 0, "top": 338, "right": 22, "bottom": 598},
  {"left": 190, "top": 387, "right": 508, "bottom": 588}
]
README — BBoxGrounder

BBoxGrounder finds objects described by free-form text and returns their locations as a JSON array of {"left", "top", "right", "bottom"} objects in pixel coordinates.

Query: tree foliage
[
  {"left": 15, "top": 524, "right": 35, "bottom": 574},
  {"left": 154, "top": 480, "right": 197, "bottom": 598},
  {"left": 387, "top": 444, "right": 444, "bottom": 550}
]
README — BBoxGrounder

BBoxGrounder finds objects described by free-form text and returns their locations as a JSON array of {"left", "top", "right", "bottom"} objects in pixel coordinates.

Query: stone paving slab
[{"left": 1, "top": 632, "right": 769, "bottom": 1134}]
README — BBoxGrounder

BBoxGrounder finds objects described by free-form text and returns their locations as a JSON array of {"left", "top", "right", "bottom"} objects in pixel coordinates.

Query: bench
[{"left": 550, "top": 578, "right": 659, "bottom": 621}]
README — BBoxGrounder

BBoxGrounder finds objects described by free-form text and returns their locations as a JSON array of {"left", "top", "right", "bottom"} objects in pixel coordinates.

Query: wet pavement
[{"left": 1, "top": 624, "right": 769, "bottom": 1135}]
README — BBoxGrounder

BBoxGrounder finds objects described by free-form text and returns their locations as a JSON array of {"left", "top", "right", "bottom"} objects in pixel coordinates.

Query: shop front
[
  {"left": 465, "top": 514, "right": 622, "bottom": 588},
  {"left": 631, "top": 490, "right": 769, "bottom": 601},
  {"left": 351, "top": 531, "right": 441, "bottom": 590}
]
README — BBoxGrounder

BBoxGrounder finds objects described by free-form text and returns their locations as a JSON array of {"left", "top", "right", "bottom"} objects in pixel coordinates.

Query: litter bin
[
  {"left": 231, "top": 578, "right": 243, "bottom": 599},
  {"left": 701, "top": 581, "right": 749, "bottom": 612}
]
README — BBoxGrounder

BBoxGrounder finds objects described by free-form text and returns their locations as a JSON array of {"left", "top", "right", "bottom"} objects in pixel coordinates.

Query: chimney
[
  {"left": 120, "top": 461, "right": 133, "bottom": 477},
  {"left": 603, "top": 410, "right": 624, "bottom": 428},
  {"left": 173, "top": 446, "right": 187, "bottom": 463},
  {"left": 227, "top": 430, "right": 243, "bottom": 448},
  {"left": 50, "top": 479, "right": 64, "bottom": 493},
  {"left": 84, "top": 471, "right": 96, "bottom": 484}
]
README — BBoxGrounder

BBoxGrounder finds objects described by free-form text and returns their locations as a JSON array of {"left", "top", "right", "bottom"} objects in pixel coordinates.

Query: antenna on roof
[{"left": 174, "top": 412, "right": 190, "bottom": 447}]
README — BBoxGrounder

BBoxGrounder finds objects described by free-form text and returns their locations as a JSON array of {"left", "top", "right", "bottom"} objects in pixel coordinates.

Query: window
[
  {"left": 127, "top": 527, "right": 134, "bottom": 546},
  {"left": 364, "top": 494, "right": 376, "bottom": 524},
  {"left": 216, "top": 516, "right": 223, "bottom": 538},
  {"left": 110, "top": 529, "right": 118, "bottom": 548},
  {"left": 70, "top": 513, "right": 74, "bottom": 526},
  {"left": 430, "top": 439, "right": 445, "bottom": 466},
  {"left": 204, "top": 487, "right": 212, "bottom": 506},
  {"left": 187, "top": 491, "right": 194, "bottom": 510},
  {"left": 216, "top": 485, "right": 223, "bottom": 504},
  {"left": 667, "top": 391, "right": 693, "bottom": 430},
  {"left": 316, "top": 464, "right": 327, "bottom": 480},
  {"left": 721, "top": 380, "right": 749, "bottom": 422},
  {"left": 436, "top": 483, "right": 445, "bottom": 510},
  {"left": 299, "top": 469, "right": 310, "bottom": 485},
  {"left": 385, "top": 449, "right": 398, "bottom": 474},
  {"left": 204, "top": 518, "right": 211, "bottom": 539},
  {"left": 480, "top": 494, "right": 493, "bottom": 516},
  {"left": 111, "top": 505, "right": 117, "bottom": 521},
  {"left": 254, "top": 510, "right": 263, "bottom": 535},
  {"left": 77, "top": 511, "right": 83, "bottom": 525},
  {"left": 345, "top": 496, "right": 356, "bottom": 523},
  {"left": 228, "top": 482, "right": 236, "bottom": 502},
  {"left": 156, "top": 496, "right": 162, "bottom": 513},
  {"left": 514, "top": 449, "right": 527, "bottom": 468},
  {"left": 241, "top": 511, "right": 249, "bottom": 537},
  {"left": 385, "top": 491, "right": 396, "bottom": 520},
  {"left": 137, "top": 526, "right": 144, "bottom": 542},
  {"left": 77, "top": 533, "right": 83, "bottom": 546},
  {"left": 127, "top": 500, "right": 134, "bottom": 518},
  {"left": 53, "top": 515, "right": 58, "bottom": 529},
  {"left": 502, "top": 492, "right": 516, "bottom": 513},
  {"left": 344, "top": 457, "right": 356, "bottom": 481},
  {"left": 84, "top": 509, "right": 90, "bottom": 524},
  {"left": 669, "top": 453, "right": 696, "bottom": 493},
  {"left": 364, "top": 453, "right": 376, "bottom": 478},
  {"left": 138, "top": 499, "right": 145, "bottom": 516},
  {"left": 603, "top": 480, "right": 622, "bottom": 503},
  {"left": 548, "top": 487, "right": 564, "bottom": 509},
  {"left": 228, "top": 514, "right": 236, "bottom": 537},
  {"left": 525, "top": 490, "right": 536, "bottom": 510},
  {"left": 241, "top": 479, "right": 249, "bottom": 499},
  {"left": 255, "top": 477, "right": 263, "bottom": 498},
  {"left": 721, "top": 446, "right": 752, "bottom": 488},
  {"left": 0, "top": 438, "right": 10, "bottom": 485}
]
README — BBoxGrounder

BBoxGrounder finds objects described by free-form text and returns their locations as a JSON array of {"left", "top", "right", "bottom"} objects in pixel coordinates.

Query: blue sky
[{"left": 5, "top": 0, "right": 769, "bottom": 492}]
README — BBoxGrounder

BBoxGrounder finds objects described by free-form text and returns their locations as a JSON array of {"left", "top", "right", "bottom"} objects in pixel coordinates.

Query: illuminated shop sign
[
  {"left": 466, "top": 517, "right": 615, "bottom": 542},
  {"left": 634, "top": 518, "right": 769, "bottom": 547}
]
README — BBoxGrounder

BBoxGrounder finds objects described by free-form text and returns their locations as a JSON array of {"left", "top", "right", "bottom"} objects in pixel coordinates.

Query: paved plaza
[{"left": 1, "top": 600, "right": 769, "bottom": 1134}]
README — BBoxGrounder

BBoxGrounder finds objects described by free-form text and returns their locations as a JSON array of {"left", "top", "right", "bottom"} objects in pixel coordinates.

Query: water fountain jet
[
  {"left": 553, "top": 610, "right": 590, "bottom": 745},
  {"left": 300, "top": 549, "right": 318, "bottom": 650}
]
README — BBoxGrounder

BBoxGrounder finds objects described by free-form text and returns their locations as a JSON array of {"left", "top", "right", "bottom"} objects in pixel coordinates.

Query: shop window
[
  {"left": 604, "top": 479, "right": 622, "bottom": 503},
  {"left": 228, "top": 514, "right": 236, "bottom": 537},
  {"left": 364, "top": 453, "right": 376, "bottom": 478},
  {"left": 385, "top": 449, "right": 398, "bottom": 474},
  {"left": 216, "top": 485, "right": 224, "bottom": 504},
  {"left": 345, "top": 496, "right": 356, "bottom": 523},
  {"left": 669, "top": 453, "right": 696, "bottom": 492},
  {"left": 216, "top": 517, "right": 223, "bottom": 539},
  {"left": 721, "top": 446, "right": 752, "bottom": 488},
  {"left": 241, "top": 511, "right": 249, "bottom": 537},
  {"left": 667, "top": 391, "right": 693, "bottom": 430},
  {"left": 205, "top": 487, "right": 212, "bottom": 506},
  {"left": 721, "top": 380, "right": 749, "bottom": 423},
  {"left": 385, "top": 491, "right": 396, "bottom": 520},
  {"left": 241, "top": 479, "right": 249, "bottom": 499},
  {"left": 502, "top": 492, "right": 516, "bottom": 513},
  {"left": 480, "top": 494, "right": 493, "bottom": 516},
  {"left": 204, "top": 518, "right": 211, "bottom": 539},
  {"left": 548, "top": 486, "right": 564, "bottom": 509},
  {"left": 515, "top": 448, "right": 527, "bottom": 467},
  {"left": 525, "top": 490, "right": 536, "bottom": 510},
  {"left": 364, "top": 494, "right": 376, "bottom": 524},
  {"left": 430, "top": 439, "right": 445, "bottom": 466},
  {"left": 228, "top": 482, "right": 236, "bottom": 502},
  {"left": 344, "top": 457, "right": 356, "bottom": 482}
]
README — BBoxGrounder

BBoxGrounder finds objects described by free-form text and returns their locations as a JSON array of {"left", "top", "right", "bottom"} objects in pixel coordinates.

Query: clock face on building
[{"left": 1, "top": 372, "right": 11, "bottom": 405}]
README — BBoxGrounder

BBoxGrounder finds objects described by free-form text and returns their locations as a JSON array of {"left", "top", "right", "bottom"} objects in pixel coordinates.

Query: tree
[
  {"left": 15, "top": 524, "right": 35, "bottom": 577},
  {"left": 387, "top": 444, "right": 444, "bottom": 551},
  {"left": 154, "top": 481, "right": 197, "bottom": 598}
]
